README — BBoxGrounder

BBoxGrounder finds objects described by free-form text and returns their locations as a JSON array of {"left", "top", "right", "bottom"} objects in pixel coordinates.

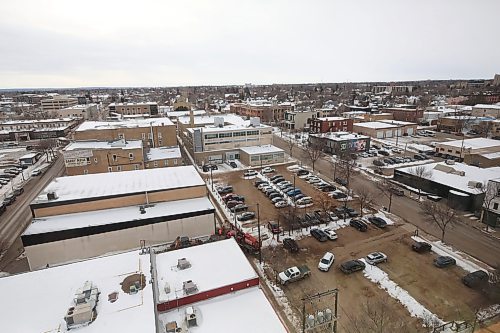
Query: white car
[
  {"left": 366, "top": 252, "right": 388, "bottom": 265},
  {"left": 308, "top": 178, "right": 322, "bottom": 184},
  {"left": 327, "top": 211, "right": 339, "bottom": 221},
  {"left": 275, "top": 201, "right": 288, "bottom": 208},
  {"left": 32, "top": 169, "right": 42, "bottom": 176},
  {"left": 322, "top": 228, "right": 338, "bottom": 240},
  {"left": 261, "top": 167, "right": 275, "bottom": 174},
  {"left": 244, "top": 170, "right": 258, "bottom": 177},
  {"left": 296, "top": 197, "right": 312, "bottom": 205},
  {"left": 392, "top": 148, "right": 403, "bottom": 154},
  {"left": 359, "top": 152, "right": 370, "bottom": 158},
  {"left": 318, "top": 252, "right": 335, "bottom": 272}
]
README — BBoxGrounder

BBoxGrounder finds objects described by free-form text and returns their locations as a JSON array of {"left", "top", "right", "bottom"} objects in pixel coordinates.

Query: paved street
[
  {"left": 0, "top": 156, "right": 65, "bottom": 271},
  {"left": 273, "top": 134, "right": 500, "bottom": 267}
]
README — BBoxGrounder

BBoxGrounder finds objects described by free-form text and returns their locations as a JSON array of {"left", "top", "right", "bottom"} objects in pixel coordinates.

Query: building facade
[
  {"left": 309, "top": 132, "right": 370, "bottom": 155},
  {"left": 41, "top": 96, "right": 78, "bottom": 114},
  {"left": 57, "top": 104, "right": 99, "bottom": 120},
  {"left": 283, "top": 109, "right": 332, "bottom": 131},
  {"left": 380, "top": 108, "right": 423, "bottom": 123},
  {"left": 353, "top": 121, "right": 417, "bottom": 138},
  {"left": 108, "top": 102, "right": 159, "bottom": 116},
  {"left": 0, "top": 118, "right": 79, "bottom": 141},
  {"left": 471, "top": 104, "right": 500, "bottom": 118},
  {"left": 230, "top": 101, "right": 293, "bottom": 123},
  {"left": 310, "top": 117, "right": 353, "bottom": 133},
  {"left": 435, "top": 138, "right": 500, "bottom": 161}
]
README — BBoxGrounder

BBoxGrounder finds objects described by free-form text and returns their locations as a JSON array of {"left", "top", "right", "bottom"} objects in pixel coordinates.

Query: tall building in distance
[
  {"left": 108, "top": 102, "right": 159, "bottom": 116},
  {"left": 41, "top": 95, "right": 78, "bottom": 115}
]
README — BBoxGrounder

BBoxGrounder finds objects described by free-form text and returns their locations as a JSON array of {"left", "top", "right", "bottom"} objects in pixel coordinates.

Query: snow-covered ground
[
  {"left": 360, "top": 258, "right": 445, "bottom": 327},
  {"left": 411, "top": 236, "right": 492, "bottom": 273}
]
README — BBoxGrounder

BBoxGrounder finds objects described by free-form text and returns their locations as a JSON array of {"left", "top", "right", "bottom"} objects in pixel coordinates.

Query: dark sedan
[
  {"left": 310, "top": 229, "right": 329, "bottom": 242},
  {"left": 367, "top": 216, "right": 387, "bottom": 228}
]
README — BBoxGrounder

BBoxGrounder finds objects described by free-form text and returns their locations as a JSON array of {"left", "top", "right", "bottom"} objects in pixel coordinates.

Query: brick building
[
  {"left": 380, "top": 108, "right": 424, "bottom": 123},
  {"left": 310, "top": 117, "right": 353, "bottom": 133},
  {"left": 108, "top": 102, "right": 159, "bottom": 116},
  {"left": 230, "top": 101, "right": 293, "bottom": 123}
]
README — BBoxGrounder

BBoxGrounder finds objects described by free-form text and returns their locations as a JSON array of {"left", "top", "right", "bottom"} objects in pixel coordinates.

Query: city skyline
[{"left": 1, "top": 0, "right": 499, "bottom": 88}]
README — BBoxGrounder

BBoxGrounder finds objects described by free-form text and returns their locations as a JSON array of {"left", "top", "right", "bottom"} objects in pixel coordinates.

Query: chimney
[{"left": 189, "top": 109, "right": 194, "bottom": 128}]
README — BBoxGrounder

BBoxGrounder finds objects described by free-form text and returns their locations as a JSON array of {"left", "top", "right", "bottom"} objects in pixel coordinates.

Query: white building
[{"left": 57, "top": 103, "right": 99, "bottom": 120}]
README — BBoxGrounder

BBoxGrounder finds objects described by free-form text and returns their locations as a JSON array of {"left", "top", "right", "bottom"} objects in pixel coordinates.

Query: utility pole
[
  {"left": 257, "top": 203, "right": 262, "bottom": 264},
  {"left": 210, "top": 166, "right": 213, "bottom": 191}
]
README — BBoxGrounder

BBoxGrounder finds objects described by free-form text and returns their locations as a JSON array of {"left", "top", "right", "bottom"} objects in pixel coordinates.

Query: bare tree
[
  {"left": 377, "top": 180, "right": 394, "bottom": 213},
  {"left": 408, "top": 166, "right": 433, "bottom": 199},
  {"left": 315, "top": 191, "right": 335, "bottom": 215},
  {"left": 421, "top": 201, "right": 458, "bottom": 242},
  {"left": 285, "top": 130, "right": 296, "bottom": 158},
  {"left": 344, "top": 295, "right": 419, "bottom": 333},
  {"left": 476, "top": 120, "right": 494, "bottom": 138},
  {"left": 34, "top": 138, "right": 58, "bottom": 161},
  {"left": 357, "top": 187, "right": 375, "bottom": 217},
  {"left": 305, "top": 140, "right": 324, "bottom": 172},
  {"left": 480, "top": 180, "right": 500, "bottom": 230}
]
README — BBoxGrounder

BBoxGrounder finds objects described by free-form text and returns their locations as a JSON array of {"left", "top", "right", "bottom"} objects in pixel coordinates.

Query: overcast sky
[{"left": 0, "top": 0, "right": 499, "bottom": 88}]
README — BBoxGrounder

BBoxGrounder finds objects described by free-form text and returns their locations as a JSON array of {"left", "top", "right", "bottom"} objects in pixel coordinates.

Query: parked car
[
  {"left": 462, "top": 270, "right": 489, "bottom": 288},
  {"left": 414, "top": 154, "right": 427, "bottom": 160},
  {"left": 327, "top": 211, "right": 339, "bottom": 221},
  {"left": 278, "top": 265, "right": 311, "bottom": 285},
  {"left": 231, "top": 204, "right": 248, "bottom": 213},
  {"left": 226, "top": 200, "right": 242, "bottom": 209},
  {"left": 321, "top": 185, "right": 336, "bottom": 192},
  {"left": 366, "top": 252, "right": 388, "bottom": 265},
  {"left": 254, "top": 180, "right": 268, "bottom": 187},
  {"left": 287, "top": 189, "right": 302, "bottom": 197},
  {"left": 322, "top": 228, "right": 338, "bottom": 240},
  {"left": 434, "top": 256, "right": 456, "bottom": 268},
  {"left": 283, "top": 238, "right": 299, "bottom": 253},
  {"left": 261, "top": 167, "right": 275, "bottom": 174},
  {"left": 296, "top": 197, "right": 313, "bottom": 206},
  {"left": 330, "top": 191, "right": 347, "bottom": 199},
  {"left": 229, "top": 161, "right": 238, "bottom": 168},
  {"left": 310, "top": 228, "right": 328, "bottom": 242},
  {"left": 267, "top": 221, "right": 280, "bottom": 234},
  {"left": 378, "top": 150, "right": 390, "bottom": 156},
  {"left": 294, "top": 193, "right": 305, "bottom": 201},
  {"left": 350, "top": 219, "right": 368, "bottom": 231},
  {"left": 237, "top": 212, "right": 255, "bottom": 221},
  {"left": 13, "top": 187, "right": 24, "bottom": 196},
  {"left": 271, "top": 196, "right": 284, "bottom": 203},
  {"left": 0, "top": 179, "right": 9, "bottom": 185},
  {"left": 412, "top": 241, "right": 432, "bottom": 253},
  {"left": 272, "top": 177, "right": 286, "bottom": 184},
  {"left": 318, "top": 252, "right": 335, "bottom": 272},
  {"left": 340, "top": 260, "right": 366, "bottom": 274},
  {"left": 367, "top": 216, "right": 387, "bottom": 228},
  {"left": 3, "top": 194, "right": 16, "bottom": 206},
  {"left": 275, "top": 201, "right": 288, "bottom": 208},
  {"left": 203, "top": 164, "right": 217, "bottom": 172},
  {"left": 32, "top": 169, "right": 42, "bottom": 176},
  {"left": 297, "top": 169, "right": 309, "bottom": 176},
  {"left": 270, "top": 174, "right": 283, "bottom": 181},
  {"left": 269, "top": 192, "right": 282, "bottom": 200},
  {"left": 217, "top": 185, "right": 233, "bottom": 194},
  {"left": 0, "top": 203, "right": 6, "bottom": 216},
  {"left": 244, "top": 169, "right": 258, "bottom": 177},
  {"left": 392, "top": 148, "right": 403, "bottom": 154},
  {"left": 372, "top": 144, "right": 381, "bottom": 150},
  {"left": 334, "top": 177, "right": 348, "bottom": 187}
]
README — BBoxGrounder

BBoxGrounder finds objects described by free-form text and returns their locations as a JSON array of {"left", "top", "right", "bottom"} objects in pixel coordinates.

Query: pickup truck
[{"left": 278, "top": 265, "right": 311, "bottom": 285}]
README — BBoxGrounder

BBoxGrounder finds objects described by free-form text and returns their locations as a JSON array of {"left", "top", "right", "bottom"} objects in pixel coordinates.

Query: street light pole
[
  {"left": 257, "top": 203, "right": 262, "bottom": 264},
  {"left": 210, "top": 167, "right": 213, "bottom": 191}
]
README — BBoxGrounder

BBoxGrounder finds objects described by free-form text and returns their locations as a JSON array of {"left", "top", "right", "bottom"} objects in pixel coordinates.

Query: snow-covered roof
[
  {"left": 64, "top": 139, "right": 142, "bottom": 151},
  {"left": 156, "top": 239, "right": 257, "bottom": 302},
  {"left": 166, "top": 110, "right": 206, "bottom": 118},
  {"left": 473, "top": 104, "right": 500, "bottom": 110},
  {"left": 109, "top": 102, "right": 157, "bottom": 106},
  {"left": 239, "top": 145, "right": 284, "bottom": 154},
  {"left": 316, "top": 116, "right": 347, "bottom": 121},
  {"left": 353, "top": 121, "right": 399, "bottom": 129},
  {"left": 310, "top": 132, "right": 370, "bottom": 141},
  {"left": 146, "top": 147, "right": 181, "bottom": 161},
  {"left": 177, "top": 114, "right": 247, "bottom": 126},
  {"left": 25, "top": 197, "right": 214, "bottom": 235},
  {"left": 436, "top": 138, "right": 500, "bottom": 150},
  {"left": 33, "top": 166, "right": 204, "bottom": 204},
  {"left": 379, "top": 120, "right": 417, "bottom": 126},
  {"left": 76, "top": 117, "right": 174, "bottom": 131},
  {"left": 158, "top": 288, "right": 287, "bottom": 333},
  {"left": 480, "top": 152, "right": 500, "bottom": 160},
  {"left": 0, "top": 250, "right": 154, "bottom": 333},
  {"left": 19, "top": 152, "right": 38, "bottom": 159},
  {"left": 397, "top": 162, "right": 500, "bottom": 194},
  {"left": 0, "top": 118, "right": 74, "bottom": 125}
]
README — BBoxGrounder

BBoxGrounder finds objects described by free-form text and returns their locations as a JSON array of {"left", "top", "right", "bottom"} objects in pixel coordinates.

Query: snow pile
[
  {"left": 254, "top": 261, "right": 301, "bottom": 330},
  {"left": 360, "top": 258, "right": 444, "bottom": 326},
  {"left": 477, "top": 304, "right": 500, "bottom": 321},
  {"left": 411, "top": 236, "right": 491, "bottom": 273}
]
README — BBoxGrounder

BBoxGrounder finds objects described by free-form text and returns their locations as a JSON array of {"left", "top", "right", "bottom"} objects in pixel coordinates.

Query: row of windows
[{"left": 204, "top": 130, "right": 263, "bottom": 140}]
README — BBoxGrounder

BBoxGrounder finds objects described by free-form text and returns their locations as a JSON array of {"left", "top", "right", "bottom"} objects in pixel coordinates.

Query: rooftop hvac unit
[
  {"left": 250, "top": 117, "right": 261, "bottom": 127},
  {"left": 164, "top": 282, "right": 171, "bottom": 294},
  {"left": 183, "top": 280, "right": 198, "bottom": 295},
  {"left": 185, "top": 306, "right": 198, "bottom": 327},
  {"left": 214, "top": 117, "right": 224, "bottom": 128},
  {"left": 177, "top": 258, "right": 191, "bottom": 270},
  {"left": 47, "top": 191, "right": 58, "bottom": 200},
  {"left": 139, "top": 206, "right": 146, "bottom": 214},
  {"left": 468, "top": 181, "right": 483, "bottom": 189}
]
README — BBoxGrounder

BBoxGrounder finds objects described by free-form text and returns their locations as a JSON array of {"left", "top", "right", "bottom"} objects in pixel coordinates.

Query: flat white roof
[
  {"left": 311, "top": 132, "right": 370, "bottom": 141},
  {"left": 64, "top": 139, "right": 143, "bottom": 151},
  {"left": 166, "top": 110, "right": 206, "bottom": 118},
  {"left": 109, "top": 102, "right": 157, "bottom": 106},
  {"left": 473, "top": 104, "right": 500, "bottom": 110},
  {"left": 480, "top": 151, "right": 500, "bottom": 160},
  {"left": 354, "top": 121, "right": 399, "bottom": 129},
  {"left": 398, "top": 162, "right": 500, "bottom": 194},
  {"left": 379, "top": 120, "right": 416, "bottom": 126},
  {"left": 177, "top": 114, "right": 247, "bottom": 126},
  {"left": 33, "top": 166, "right": 204, "bottom": 204},
  {"left": 25, "top": 197, "right": 213, "bottom": 235},
  {"left": 146, "top": 147, "right": 181, "bottom": 161},
  {"left": 317, "top": 116, "right": 347, "bottom": 121},
  {"left": 0, "top": 250, "right": 155, "bottom": 333},
  {"left": 156, "top": 238, "right": 257, "bottom": 302},
  {"left": 436, "top": 138, "right": 500, "bottom": 150},
  {"left": 158, "top": 287, "right": 287, "bottom": 333},
  {"left": 20, "top": 152, "right": 38, "bottom": 159},
  {"left": 239, "top": 145, "right": 284, "bottom": 154},
  {"left": 76, "top": 117, "right": 174, "bottom": 131},
  {"left": 0, "top": 118, "right": 74, "bottom": 125}
]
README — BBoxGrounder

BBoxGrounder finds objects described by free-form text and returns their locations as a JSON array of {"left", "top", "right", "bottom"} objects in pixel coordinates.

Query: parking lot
[
  {"left": 211, "top": 163, "right": 361, "bottom": 232},
  {"left": 260, "top": 222, "right": 494, "bottom": 331}
]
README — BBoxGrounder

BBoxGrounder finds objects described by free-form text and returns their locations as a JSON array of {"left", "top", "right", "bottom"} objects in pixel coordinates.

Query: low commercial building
[
  {"left": 19, "top": 152, "right": 41, "bottom": 166},
  {"left": 309, "top": 132, "right": 370, "bottom": 154},
  {"left": 178, "top": 114, "right": 274, "bottom": 165},
  {"left": 230, "top": 100, "right": 294, "bottom": 123},
  {"left": 471, "top": 104, "right": 500, "bottom": 118},
  {"left": 145, "top": 146, "right": 182, "bottom": 168},
  {"left": 0, "top": 118, "right": 79, "bottom": 141},
  {"left": 435, "top": 138, "right": 500, "bottom": 161},
  {"left": 24, "top": 166, "right": 215, "bottom": 269},
  {"left": 353, "top": 121, "right": 417, "bottom": 138},
  {"left": 108, "top": 102, "right": 159, "bottom": 116},
  {"left": 57, "top": 103, "right": 98, "bottom": 120},
  {"left": 436, "top": 116, "right": 483, "bottom": 133},
  {"left": 0, "top": 239, "right": 287, "bottom": 333},
  {"left": 310, "top": 117, "right": 353, "bottom": 133},
  {"left": 380, "top": 107, "right": 423, "bottom": 123},
  {"left": 74, "top": 117, "right": 176, "bottom": 147},
  {"left": 166, "top": 109, "right": 206, "bottom": 122},
  {"left": 394, "top": 162, "right": 500, "bottom": 211},
  {"left": 41, "top": 95, "right": 78, "bottom": 114},
  {"left": 239, "top": 145, "right": 285, "bottom": 166},
  {"left": 283, "top": 109, "right": 331, "bottom": 131},
  {"left": 62, "top": 139, "right": 145, "bottom": 175}
]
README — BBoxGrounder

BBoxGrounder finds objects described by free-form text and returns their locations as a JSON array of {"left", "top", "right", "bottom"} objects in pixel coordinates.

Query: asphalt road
[
  {"left": 0, "top": 156, "right": 65, "bottom": 271},
  {"left": 273, "top": 134, "right": 500, "bottom": 267}
]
